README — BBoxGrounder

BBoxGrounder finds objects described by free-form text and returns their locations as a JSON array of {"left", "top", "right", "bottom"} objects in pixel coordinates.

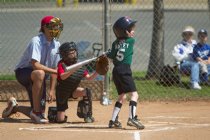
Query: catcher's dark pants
[
  {"left": 55, "top": 88, "right": 73, "bottom": 112},
  {"left": 112, "top": 64, "right": 137, "bottom": 95},
  {"left": 55, "top": 68, "right": 85, "bottom": 112},
  {"left": 15, "top": 68, "right": 47, "bottom": 110}
]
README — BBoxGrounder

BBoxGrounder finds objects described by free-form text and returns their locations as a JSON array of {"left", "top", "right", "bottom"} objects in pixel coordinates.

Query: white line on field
[
  {"left": 19, "top": 120, "right": 210, "bottom": 138},
  {"left": 134, "top": 132, "right": 140, "bottom": 140},
  {"left": 146, "top": 116, "right": 191, "bottom": 119},
  {"left": 148, "top": 121, "right": 210, "bottom": 126},
  {"left": 19, "top": 124, "right": 140, "bottom": 134},
  {"left": 20, "top": 126, "right": 142, "bottom": 140}
]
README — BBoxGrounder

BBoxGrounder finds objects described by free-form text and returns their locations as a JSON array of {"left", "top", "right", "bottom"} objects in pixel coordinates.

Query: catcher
[{"left": 49, "top": 41, "right": 101, "bottom": 123}]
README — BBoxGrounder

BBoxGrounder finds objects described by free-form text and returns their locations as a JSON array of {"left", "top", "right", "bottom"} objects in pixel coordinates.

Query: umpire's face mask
[{"left": 46, "top": 17, "right": 63, "bottom": 39}]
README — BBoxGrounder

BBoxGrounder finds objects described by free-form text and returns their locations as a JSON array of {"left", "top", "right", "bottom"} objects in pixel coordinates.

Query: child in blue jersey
[
  {"left": 193, "top": 29, "right": 210, "bottom": 84},
  {"left": 106, "top": 16, "right": 144, "bottom": 129}
]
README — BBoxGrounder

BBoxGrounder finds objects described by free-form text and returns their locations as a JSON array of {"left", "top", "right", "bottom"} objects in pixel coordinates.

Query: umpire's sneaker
[
  {"left": 30, "top": 111, "right": 49, "bottom": 124},
  {"left": 127, "top": 116, "right": 145, "bottom": 130},
  {"left": 2, "top": 97, "right": 18, "bottom": 118},
  {"left": 108, "top": 116, "right": 122, "bottom": 128}
]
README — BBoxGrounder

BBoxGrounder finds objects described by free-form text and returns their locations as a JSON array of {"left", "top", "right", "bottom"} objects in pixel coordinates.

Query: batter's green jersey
[{"left": 107, "top": 37, "right": 135, "bottom": 65}]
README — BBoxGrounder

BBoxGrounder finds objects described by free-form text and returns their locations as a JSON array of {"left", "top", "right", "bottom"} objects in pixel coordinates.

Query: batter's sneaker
[
  {"left": 30, "top": 111, "right": 48, "bottom": 124},
  {"left": 108, "top": 116, "right": 122, "bottom": 128},
  {"left": 127, "top": 116, "right": 145, "bottom": 130},
  {"left": 2, "top": 97, "right": 18, "bottom": 118}
]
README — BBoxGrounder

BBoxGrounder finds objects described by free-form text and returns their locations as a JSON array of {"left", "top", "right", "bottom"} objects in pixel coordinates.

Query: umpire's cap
[{"left": 40, "top": 15, "right": 54, "bottom": 32}]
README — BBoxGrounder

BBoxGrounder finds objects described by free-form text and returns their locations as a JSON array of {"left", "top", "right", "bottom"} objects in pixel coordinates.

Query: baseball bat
[
  {"left": 65, "top": 57, "right": 97, "bottom": 72},
  {"left": 64, "top": 50, "right": 110, "bottom": 72}
]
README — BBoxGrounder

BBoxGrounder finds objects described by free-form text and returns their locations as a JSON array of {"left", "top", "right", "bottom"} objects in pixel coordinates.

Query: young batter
[{"left": 106, "top": 16, "right": 145, "bottom": 129}]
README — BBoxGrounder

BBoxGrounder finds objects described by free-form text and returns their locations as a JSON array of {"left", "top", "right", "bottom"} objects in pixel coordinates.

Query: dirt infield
[{"left": 0, "top": 101, "right": 210, "bottom": 140}]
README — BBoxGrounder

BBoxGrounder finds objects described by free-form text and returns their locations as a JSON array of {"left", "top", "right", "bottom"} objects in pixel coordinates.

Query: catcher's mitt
[{"left": 95, "top": 55, "right": 109, "bottom": 75}]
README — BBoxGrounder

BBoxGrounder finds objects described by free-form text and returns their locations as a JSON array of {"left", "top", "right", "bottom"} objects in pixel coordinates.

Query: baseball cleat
[
  {"left": 2, "top": 97, "right": 18, "bottom": 118},
  {"left": 108, "top": 116, "right": 122, "bottom": 128},
  {"left": 127, "top": 115, "right": 145, "bottom": 130}
]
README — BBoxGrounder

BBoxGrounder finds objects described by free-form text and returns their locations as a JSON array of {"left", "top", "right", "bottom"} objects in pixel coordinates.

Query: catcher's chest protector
[
  {"left": 77, "top": 88, "right": 92, "bottom": 118},
  {"left": 57, "top": 67, "right": 85, "bottom": 95}
]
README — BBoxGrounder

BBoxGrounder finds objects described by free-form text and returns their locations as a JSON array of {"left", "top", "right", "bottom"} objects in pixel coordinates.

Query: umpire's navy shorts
[
  {"left": 112, "top": 64, "right": 137, "bottom": 95},
  {"left": 15, "top": 68, "right": 46, "bottom": 108}
]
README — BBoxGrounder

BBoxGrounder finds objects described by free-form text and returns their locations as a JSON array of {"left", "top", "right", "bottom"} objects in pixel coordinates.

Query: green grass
[
  {"left": 110, "top": 79, "right": 210, "bottom": 101},
  {"left": 1, "top": 72, "right": 210, "bottom": 101},
  {"left": 0, "top": 74, "right": 16, "bottom": 80},
  {"left": 109, "top": 71, "right": 210, "bottom": 101}
]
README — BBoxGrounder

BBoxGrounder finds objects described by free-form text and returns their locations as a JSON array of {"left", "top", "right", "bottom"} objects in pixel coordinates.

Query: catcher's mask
[
  {"left": 113, "top": 16, "right": 137, "bottom": 38},
  {"left": 59, "top": 42, "right": 78, "bottom": 65},
  {"left": 40, "top": 16, "right": 63, "bottom": 39}
]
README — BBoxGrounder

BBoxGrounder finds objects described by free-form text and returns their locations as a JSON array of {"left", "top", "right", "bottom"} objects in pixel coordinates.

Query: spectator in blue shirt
[{"left": 193, "top": 29, "right": 210, "bottom": 84}]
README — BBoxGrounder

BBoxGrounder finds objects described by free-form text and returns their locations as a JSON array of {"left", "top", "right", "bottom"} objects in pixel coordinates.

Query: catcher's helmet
[
  {"left": 59, "top": 42, "right": 78, "bottom": 65},
  {"left": 113, "top": 16, "right": 137, "bottom": 38}
]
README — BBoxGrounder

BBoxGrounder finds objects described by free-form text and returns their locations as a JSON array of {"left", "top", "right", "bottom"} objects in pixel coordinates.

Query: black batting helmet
[
  {"left": 113, "top": 16, "right": 137, "bottom": 38},
  {"left": 59, "top": 42, "right": 78, "bottom": 64}
]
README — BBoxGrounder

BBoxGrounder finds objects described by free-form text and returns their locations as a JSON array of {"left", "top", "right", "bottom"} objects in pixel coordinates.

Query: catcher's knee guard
[
  {"left": 48, "top": 106, "right": 57, "bottom": 123},
  {"left": 77, "top": 88, "right": 93, "bottom": 122},
  {"left": 48, "top": 106, "right": 67, "bottom": 123}
]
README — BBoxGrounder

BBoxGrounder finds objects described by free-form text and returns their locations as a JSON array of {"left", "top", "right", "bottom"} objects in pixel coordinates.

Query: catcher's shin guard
[
  {"left": 77, "top": 88, "right": 93, "bottom": 119},
  {"left": 86, "top": 88, "right": 92, "bottom": 118}
]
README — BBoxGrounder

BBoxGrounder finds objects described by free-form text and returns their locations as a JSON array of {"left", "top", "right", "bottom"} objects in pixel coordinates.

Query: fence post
[{"left": 103, "top": 0, "right": 110, "bottom": 102}]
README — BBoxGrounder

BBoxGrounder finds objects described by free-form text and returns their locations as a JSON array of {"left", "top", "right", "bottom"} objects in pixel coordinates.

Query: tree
[
  {"left": 146, "top": 0, "right": 164, "bottom": 79},
  {"left": 208, "top": 0, "right": 210, "bottom": 14}
]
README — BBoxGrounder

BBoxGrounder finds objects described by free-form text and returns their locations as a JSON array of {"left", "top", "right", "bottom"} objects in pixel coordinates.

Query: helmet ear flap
[{"left": 113, "top": 25, "right": 127, "bottom": 38}]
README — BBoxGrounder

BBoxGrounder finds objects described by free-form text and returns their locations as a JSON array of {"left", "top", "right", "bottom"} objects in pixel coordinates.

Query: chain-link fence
[{"left": 0, "top": 0, "right": 210, "bottom": 100}]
